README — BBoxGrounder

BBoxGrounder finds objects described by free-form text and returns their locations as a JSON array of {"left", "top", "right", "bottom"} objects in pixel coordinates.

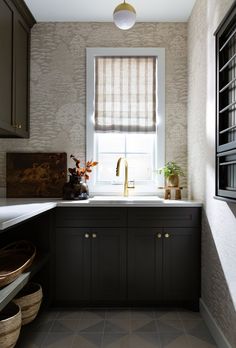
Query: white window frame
[{"left": 86, "top": 47, "right": 165, "bottom": 195}]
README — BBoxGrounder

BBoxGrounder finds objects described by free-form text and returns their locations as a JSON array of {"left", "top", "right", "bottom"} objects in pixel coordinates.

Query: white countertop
[{"left": 0, "top": 197, "right": 202, "bottom": 230}]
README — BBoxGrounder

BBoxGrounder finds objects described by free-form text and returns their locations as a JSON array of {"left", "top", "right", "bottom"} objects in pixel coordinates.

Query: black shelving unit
[{"left": 215, "top": 2, "right": 236, "bottom": 202}]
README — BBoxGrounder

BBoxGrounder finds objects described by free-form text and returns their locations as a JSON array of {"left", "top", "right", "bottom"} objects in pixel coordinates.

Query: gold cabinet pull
[
  {"left": 92, "top": 233, "right": 97, "bottom": 238},
  {"left": 164, "top": 233, "right": 170, "bottom": 238},
  {"left": 157, "top": 233, "right": 162, "bottom": 239},
  {"left": 85, "top": 233, "right": 90, "bottom": 239}
]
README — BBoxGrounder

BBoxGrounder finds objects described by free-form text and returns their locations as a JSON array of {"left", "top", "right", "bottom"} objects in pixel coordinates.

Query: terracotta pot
[{"left": 166, "top": 175, "right": 179, "bottom": 187}]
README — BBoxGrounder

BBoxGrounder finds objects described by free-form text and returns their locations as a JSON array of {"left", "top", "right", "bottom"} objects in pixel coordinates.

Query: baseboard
[{"left": 200, "top": 299, "right": 232, "bottom": 348}]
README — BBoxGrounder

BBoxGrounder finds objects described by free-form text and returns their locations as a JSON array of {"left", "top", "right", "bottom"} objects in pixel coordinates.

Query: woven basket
[
  {"left": 0, "top": 241, "right": 36, "bottom": 288},
  {"left": 0, "top": 302, "right": 21, "bottom": 348},
  {"left": 13, "top": 283, "right": 42, "bottom": 325}
]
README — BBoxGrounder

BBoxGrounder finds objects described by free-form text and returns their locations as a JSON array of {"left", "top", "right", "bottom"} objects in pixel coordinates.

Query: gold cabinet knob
[
  {"left": 92, "top": 233, "right": 97, "bottom": 238},
  {"left": 85, "top": 233, "right": 90, "bottom": 239},
  {"left": 164, "top": 233, "right": 170, "bottom": 238},
  {"left": 157, "top": 233, "right": 162, "bottom": 238},
  {"left": 13, "top": 124, "right": 22, "bottom": 129}
]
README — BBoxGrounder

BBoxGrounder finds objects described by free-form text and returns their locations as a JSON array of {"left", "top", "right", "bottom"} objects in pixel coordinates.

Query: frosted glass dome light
[{"left": 113, "top": 1, "right": 136, "bottom": 30}]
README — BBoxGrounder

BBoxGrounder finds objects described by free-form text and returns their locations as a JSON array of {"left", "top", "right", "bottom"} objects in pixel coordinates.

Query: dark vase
[{"left": 62, "top": 175, "right": 89, "bottom": 200}]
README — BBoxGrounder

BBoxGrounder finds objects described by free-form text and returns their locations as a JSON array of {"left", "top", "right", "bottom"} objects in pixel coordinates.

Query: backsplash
[{"left": 0, "top": 22, "right": 187, "bottom": 194}]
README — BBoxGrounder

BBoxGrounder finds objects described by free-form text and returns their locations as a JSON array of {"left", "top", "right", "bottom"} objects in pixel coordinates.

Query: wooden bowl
[
  {"left": 13, "top": 282, "right": 43, "bottom": 325},
  {"left": 0, "top": 302, "right": 22, "bottom": 348},
  {"left": 0, "top": 241, "right": 36, "bottom": 288}
]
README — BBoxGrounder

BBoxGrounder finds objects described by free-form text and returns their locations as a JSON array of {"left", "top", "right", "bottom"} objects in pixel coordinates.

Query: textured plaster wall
[
  {"left": 188, "top": 0, "right": 236, "bottom": 346},
  {"left": 0, "top": 22, "right": 188, "bottom": 193}
]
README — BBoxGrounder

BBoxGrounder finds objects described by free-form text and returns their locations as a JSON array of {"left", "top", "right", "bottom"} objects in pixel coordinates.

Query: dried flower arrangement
[{"left": 69, "top": 155, "right": 98, "bottom": 181}]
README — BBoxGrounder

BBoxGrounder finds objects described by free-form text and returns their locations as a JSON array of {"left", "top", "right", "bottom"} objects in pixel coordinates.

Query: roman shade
[{"left": 95, "top": 56, "right": 156, "bottom": 132}]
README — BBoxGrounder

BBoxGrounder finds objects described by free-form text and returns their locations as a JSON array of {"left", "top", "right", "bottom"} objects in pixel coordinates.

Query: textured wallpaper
[
  {"left": 0, "top": 22, "right": 187, "bottom": 194},
  {"left": 188, "top": 0, "right": 236, "bottom": 346}
]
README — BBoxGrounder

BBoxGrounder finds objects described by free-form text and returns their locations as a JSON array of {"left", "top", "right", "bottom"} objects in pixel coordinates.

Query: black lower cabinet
[
  {"left": 54, "top": 228, "right": 90, "bottom": 304},
  {"left": 128, "top": 227, "right": 200, "bottom": 307},
  {"left": 128, "top": 228, "right": 162, "bottom": 302},
  {"left": 91, "top": 228, "right": 126, "bottom": 303},
  {"left": 53, "top": 207, "right": 201, "bottom": 308},
  {"left": 53, "top": 227, "right": 126, "bottom": 306},
  {"left": 162, "top": 228, "right": 200, "bottom": 304}
]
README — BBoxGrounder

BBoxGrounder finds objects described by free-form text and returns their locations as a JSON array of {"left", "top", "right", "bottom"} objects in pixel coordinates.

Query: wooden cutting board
[{"left": 6, "top": 152, "right": 67, "bottom": 198}]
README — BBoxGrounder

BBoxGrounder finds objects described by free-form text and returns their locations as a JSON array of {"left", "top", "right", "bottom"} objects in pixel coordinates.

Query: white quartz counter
[{"left": 0, "top": 197, "right": 202, "bottom": 230}]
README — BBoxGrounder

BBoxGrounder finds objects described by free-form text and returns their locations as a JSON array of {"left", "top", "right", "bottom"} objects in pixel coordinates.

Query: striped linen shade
[{"left": 95, "top": 56, "right": 157, "bottom": 132}]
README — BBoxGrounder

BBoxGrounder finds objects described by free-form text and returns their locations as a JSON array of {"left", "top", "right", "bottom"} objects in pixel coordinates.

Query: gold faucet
[{"left": 116, "top": 157, "right": 129, "bottom": 197}]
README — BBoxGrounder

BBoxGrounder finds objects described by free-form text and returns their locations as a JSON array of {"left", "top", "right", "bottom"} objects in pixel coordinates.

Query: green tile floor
[{"left": 16, "top": 308, "right": 217, "bottom": 348}]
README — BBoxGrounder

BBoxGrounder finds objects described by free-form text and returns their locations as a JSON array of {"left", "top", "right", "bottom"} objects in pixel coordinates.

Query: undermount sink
[{"left": 90, "top": 196, "right": 164, "bottom": 204}]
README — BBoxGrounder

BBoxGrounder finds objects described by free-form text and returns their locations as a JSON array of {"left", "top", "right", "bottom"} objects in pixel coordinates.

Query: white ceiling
[{"left": 25, "top": 0, "right": 196, "bottom": 22}]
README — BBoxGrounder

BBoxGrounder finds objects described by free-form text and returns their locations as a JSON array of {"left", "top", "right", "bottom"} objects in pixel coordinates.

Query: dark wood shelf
[{"left": 0, "top": 253, "right": 49, "bottom": 311}]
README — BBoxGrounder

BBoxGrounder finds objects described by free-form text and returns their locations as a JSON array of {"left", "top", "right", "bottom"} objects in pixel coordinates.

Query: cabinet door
[
  {"left": 0, "top": 0, "right": 14, "bottom": 134},
  {"left": 54, "top": 228, "right": 90, "bottom": 305},
  {"left": 162, "top": 228, "right": 200, "bottom": 302},
  {"left": 91, "top": 228, "right": 127, "bottom": 302},
  {"left": 14, "top": 12, "right": 29, "bottom": 137},
  {"left": 128, "top": 228, "right": 162, "bottom": 302}
]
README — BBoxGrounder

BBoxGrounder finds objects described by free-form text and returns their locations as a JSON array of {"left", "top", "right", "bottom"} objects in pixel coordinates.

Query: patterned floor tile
[
  {"left": 154, "top": 311, "right": 180, "bottom": 320},
  {"left": 26, "top": 318, "right": 54, "bottom": 333},
  {"left": 42, "top": 332, "right": 75, "bottom": 347},
  {"left": 130, "top": 309, "right": 155, "bottom": 320},
  {"left": 183, "top": 320, "right": 215, "bottom": 345},
  {"left": 106, "top": 309, "right": 130, "bottom": 320},
  {"left": 186, "top": 334, "right": 218, "bottom": 348},
  {"left": 132, "top": 319, "right": 158, "bottom": 333},
  {"left": 129, "top": 333, "right": 161, "bottom": 348},
  {"left": 38, "top": 310, "right": 59, "bottom": 321},
  {"left": 82, "top": 309, "right": 106, "bottom": 320},
  {"left": 77, "top": 318, "right": 105, "bottom": 332},
  {"left": 178, "top": 310, "right": 201, "bottom": 320},
  {"left": 102, "top": 333, "right": 129, "bottom": 348},
  {"left": 50, "top": 319, "right": 78, "bottom": 333},
  {"left": 160, "top": 333, "right": 190, "bottom": 348},
  {"left": 105, "top": 318, "right": 130, "bottom": 333},
  {"left": 156, "top": 319, "right": 184, "bottom": 333},
  {"left": 16, "top": 330, "right": 46, "bottom": 348},
  {"left": 57, "top": 310, "right": 83, "bottom": 320},
  {"left": 72, "top": 333, "right": 103, "bottom": 348}
]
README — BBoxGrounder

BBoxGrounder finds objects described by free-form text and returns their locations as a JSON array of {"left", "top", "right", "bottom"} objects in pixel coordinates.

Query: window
[{"left": 86, "top": 48, "right": 165, "bottom": 194}]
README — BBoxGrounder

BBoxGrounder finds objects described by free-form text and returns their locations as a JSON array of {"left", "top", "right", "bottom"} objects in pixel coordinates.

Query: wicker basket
[
  {"left": 0, "top": 241, "right": 36, "bottom": 288},
  {"left": 13, "top": 283, "right": 43, "bottom": 325},
  {"left": 0, "top": 302, "right": 22, "bottom": 348}
]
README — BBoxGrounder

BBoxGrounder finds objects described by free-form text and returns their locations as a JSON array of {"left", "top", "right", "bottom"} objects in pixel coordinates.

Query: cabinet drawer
[
  {"left": 55, "top": 207, "right": 127, "bottom": 227},
  {"left": 128, "top": 208, "right": 201, "bottom": 227}
]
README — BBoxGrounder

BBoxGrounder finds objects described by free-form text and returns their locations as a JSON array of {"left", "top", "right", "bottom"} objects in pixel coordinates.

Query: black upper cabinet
[{"left": 0, "top": 0, "right": 35, "bottom": 138}]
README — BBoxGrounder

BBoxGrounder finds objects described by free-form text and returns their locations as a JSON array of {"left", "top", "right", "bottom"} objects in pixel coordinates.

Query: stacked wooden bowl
[
  {"left": 13, "top": 282, "right": 43, "bottom": 325},
  {"left": 0, "top": 302, "right": 21, "bottom": 348}
]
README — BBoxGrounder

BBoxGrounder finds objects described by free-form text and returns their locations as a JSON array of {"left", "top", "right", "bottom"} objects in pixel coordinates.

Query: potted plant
[
  {"left": 158, "top": 161, "right": 184, "bottom": 187},
  {"left": 63, "top": 155, "right": 98, "bottom": 200}
]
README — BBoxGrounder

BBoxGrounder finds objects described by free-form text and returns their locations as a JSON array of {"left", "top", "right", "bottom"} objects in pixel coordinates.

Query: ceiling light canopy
[{"left": 113, "top": 0, "right": 136, "bottom": 30}]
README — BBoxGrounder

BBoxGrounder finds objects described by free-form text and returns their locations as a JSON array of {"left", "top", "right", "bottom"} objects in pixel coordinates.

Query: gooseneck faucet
[{"left": 116, "top": 158, "right": 129, "bottom": 197}]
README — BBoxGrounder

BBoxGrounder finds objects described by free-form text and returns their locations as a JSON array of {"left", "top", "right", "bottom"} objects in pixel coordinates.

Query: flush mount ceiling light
[{"left": 113, "top": 0, "right": 136, "bottom": 30}]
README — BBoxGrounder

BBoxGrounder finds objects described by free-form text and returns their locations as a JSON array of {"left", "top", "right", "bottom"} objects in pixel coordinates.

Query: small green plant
[{"left": 157, "top": 161, "right": 184, "bottom": 178}]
